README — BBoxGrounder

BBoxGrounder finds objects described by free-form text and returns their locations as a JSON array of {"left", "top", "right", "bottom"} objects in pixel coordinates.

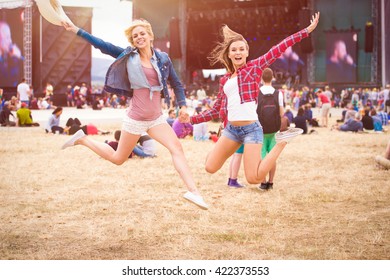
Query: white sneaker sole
[
  {"left": 276, "top": 128, "right": 303, "bottom": 143},
  {"left": 183, "top": 191, "right": 209, "bottom": 210},
  {"left": 61, "top": 129, "right": 86, "bottom": 149}
]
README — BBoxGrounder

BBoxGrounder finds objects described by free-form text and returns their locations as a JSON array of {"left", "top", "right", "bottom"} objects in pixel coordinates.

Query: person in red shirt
[
  {"left": 315, "top": 88, "right": 331, "bottom": 127},
  {"left": 189, "top": 13, "right": 320, "bottom": 184}
]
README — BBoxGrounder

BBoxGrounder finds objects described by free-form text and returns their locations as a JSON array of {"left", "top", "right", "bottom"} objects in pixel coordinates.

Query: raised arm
[
  {"left": 61, "top": 20, "right": 125, "bottom": 59},
  {"left": 252, "top": 12, "right": 320, "bottom": 69},
  {"left": 306, "top": 12, "right": 320, "bottom": 33}
]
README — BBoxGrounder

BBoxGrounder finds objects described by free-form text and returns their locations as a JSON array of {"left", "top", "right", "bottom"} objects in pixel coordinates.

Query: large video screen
[
  {"left": 326, "top": 32, "right": 357, "bottom": 83},
  {"left": 0, "top": 8, "right": 24, "bottom": 87},
  {"left": 270, "top": 45, "right": 305, "bottom": 86}
]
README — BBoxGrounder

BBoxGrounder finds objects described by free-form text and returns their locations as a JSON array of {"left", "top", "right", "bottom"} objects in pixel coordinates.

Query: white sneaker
[
  {"left": 61, "top": 129, "right": 86, "bottom": 149},
  {"left": 183, "top": 191, "right": 209, "bottom": 210},
  {"left": 275, "top": 128, "right": 303, "bottom": 143}
]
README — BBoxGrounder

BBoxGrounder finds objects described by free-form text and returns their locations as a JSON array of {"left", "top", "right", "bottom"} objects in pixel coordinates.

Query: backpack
[{"left": 257, "top": 89, "right": 281, "bottom": 134}]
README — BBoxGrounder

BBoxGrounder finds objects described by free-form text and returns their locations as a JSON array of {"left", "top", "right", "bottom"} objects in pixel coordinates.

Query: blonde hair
[
  {"left": 124, "top": 19, "right": 154, "bottom": 47},
  {"left": 208, "top": 25, "right": 249, "bottom": 74}
]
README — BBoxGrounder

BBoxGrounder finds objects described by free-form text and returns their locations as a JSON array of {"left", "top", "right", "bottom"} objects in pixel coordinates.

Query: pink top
[{"left": 127, "top": 66, "right": 162, "bottom": 121}]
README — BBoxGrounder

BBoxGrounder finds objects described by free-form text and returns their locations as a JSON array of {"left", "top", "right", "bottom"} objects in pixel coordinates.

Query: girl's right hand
[{"left": 61, "top": 20, "right": 79, "bottom": 34}]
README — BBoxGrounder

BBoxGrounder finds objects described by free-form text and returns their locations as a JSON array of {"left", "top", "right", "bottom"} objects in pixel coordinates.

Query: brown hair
[
  {"left": 114, "top": 130, "right": 121, "bottom": 141},
  {"left": 208, "top": 25, "right": 249, "bottom": 74},
  {"left": 124, "top": 19, "right": 154, "bottom": 47},
  {"left": 261, "top": 68, "right": 273, "bottom": 83}
]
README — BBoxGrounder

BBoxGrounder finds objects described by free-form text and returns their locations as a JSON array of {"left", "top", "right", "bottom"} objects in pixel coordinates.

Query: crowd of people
[
  {"left": 1, "top": 71, "right": 389, "bottom": 140},
  {"left": 2, "top": 10, "right": 390, "bottom": 210},
  {"left": 3, "top": 73, "right": 389, "bottom": 129}
]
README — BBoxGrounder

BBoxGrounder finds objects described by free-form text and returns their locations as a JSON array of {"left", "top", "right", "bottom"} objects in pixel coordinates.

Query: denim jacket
[{"left": 77, "top": 29, "right": 186, "bottom": 107}]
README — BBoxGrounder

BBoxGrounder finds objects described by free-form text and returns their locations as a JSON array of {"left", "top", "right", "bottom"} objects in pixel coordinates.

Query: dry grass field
[{"left": 0, "top": 115, "right": 389, "bottom": 260}]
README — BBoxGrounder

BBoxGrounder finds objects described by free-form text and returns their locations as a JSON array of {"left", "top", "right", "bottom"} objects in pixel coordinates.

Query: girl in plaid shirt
[{"left": 190, "top": 13, "right": 320, "bottom": 185}]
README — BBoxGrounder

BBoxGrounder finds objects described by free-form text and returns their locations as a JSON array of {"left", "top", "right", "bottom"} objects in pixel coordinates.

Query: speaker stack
[
  {"left": 299, "top": 8, "right": 314, "bottom": 54},
  {"left": 364, "top": 21, "right": 374, "bottom": 53}
]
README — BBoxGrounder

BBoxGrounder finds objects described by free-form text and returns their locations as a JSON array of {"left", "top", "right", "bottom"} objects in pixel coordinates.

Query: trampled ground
[{"left": 0, "top": 108, "right": 389, "bottom": 259}]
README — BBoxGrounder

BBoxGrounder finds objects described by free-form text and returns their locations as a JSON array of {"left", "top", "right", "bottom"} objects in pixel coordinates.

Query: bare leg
[
  {"left": 147, "top": 123, "right": 201, "bottom": 195},
  {"left": 229, "top": 153, "right": 243, "bottom": 180},
  {"left": 385, "top": 139, "right": 390, "bottom": 160},
  {"left": 268, "top": 164, "right": 276, "bottom": 183},
  {"left": 325, "top": 112, "right": 329, "bottom": 127},
  {"left": 76, "top": 130, "right": 139, "bottom": 165},
  {"left": 204, "top": 136, "right": 241, "bottom": 174},
  {"left": 243, "top": 142, "right": 287, "bottom": 184}
]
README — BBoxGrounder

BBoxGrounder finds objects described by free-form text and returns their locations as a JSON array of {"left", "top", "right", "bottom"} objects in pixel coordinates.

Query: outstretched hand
[
  {"left": 61, "top": 20, "right": 79, "bottom": 34},
  {"left": 307, "top": 12, "right": 320, "bottom": 33}
]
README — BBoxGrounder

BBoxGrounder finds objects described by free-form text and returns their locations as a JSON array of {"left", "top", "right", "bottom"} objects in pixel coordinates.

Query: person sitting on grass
[
  {"left": 370, "top": 108, "right": 384, "bottom": 132},
  {"left": 166, "top": 109, "right": 176, "bottom": 127},
  {"left": 106, "top": 130, "right": 156, "bottom": 158},
  {"left": 331, "top": 112, "right": 363, "bottom": 132},
  {"left": 361, "top": 107, "right": 374, "bottom": 132},
  {"left": 16, "top": 103, "right": 39, "bottom": 127},
  {"left": 45, "top": 107, "right": 64, "bottom": 134},
  {"left": 293, "top": 107, "right": 308, "bottom": 134},
  {"left": 0, "top": 101, "right": 16, "bottom": 126},
  {"left": 172, "top": 110, "right": 193, "bottom": 139},
  {"left": 64, "top": 117, "right": 109, "bottom": 136},
  {"left": 283, "top": 105, "right": 294, "bottom": 124}
]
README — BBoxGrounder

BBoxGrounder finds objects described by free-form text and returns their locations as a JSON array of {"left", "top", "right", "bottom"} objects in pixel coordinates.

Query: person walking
[
  {"left": 315, "top": 88, "right": 331, "bottom": 127},
  {"left": 257, "top": 68, "right": 285, "bottom": 190},
  {"left": 17, "top": 78, "right": 31, "bottom": 107}
]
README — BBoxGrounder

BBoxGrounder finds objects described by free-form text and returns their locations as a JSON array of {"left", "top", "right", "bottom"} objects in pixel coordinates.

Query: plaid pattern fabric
[
  {"left": 377, "top": 111, "right": 388, "bottom": 126},
  {"left": 191, "top": 28, "right": 309, "bottom": 125}
]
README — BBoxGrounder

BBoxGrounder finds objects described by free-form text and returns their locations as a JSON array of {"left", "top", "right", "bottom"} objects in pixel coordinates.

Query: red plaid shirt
[{"left": 191, "top": 28, "right": 309, "bottom": 125}]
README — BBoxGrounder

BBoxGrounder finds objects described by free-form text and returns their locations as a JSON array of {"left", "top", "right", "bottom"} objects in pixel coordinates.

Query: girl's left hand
[{"left": 307, "top": 12, "right": 320, "bottom": 33}]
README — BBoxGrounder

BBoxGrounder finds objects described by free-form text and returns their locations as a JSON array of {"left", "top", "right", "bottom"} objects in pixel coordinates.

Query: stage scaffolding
[
  {"left": 0, "top": 0, "right": 33, "bottom": 85},
  {"left": 23, "top": 0, "right": 32, "bottom": 86}
]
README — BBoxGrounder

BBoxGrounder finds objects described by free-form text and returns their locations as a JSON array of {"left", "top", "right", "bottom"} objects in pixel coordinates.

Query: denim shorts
[{"left": 222, "top": 121, "right": 263, "bottom": 144}]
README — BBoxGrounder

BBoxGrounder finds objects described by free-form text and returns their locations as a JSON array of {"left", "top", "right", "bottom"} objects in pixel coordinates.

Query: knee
[
  {"left": 112, "top": 157, "right": 127, "bottom": 166},
  {"left": 246, "top": 173, "right": 262, "bottom": 184},
  {"left": 205, "top": 165, "right": 217, "bottom": 174},
  {"left": 169, "top": 141, "right": 184, "bottom": 155},
  {"left": 246, "top": 177, "right": 259, "bottom": 184},
  {"left": 204, "top": 162, "right": 218, "bottom": 174}
]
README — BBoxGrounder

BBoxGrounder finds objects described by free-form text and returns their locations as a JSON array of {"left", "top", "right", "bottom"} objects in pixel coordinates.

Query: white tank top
[{"left": 223, "top": 76, "right": 258, "bottom": 121}]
